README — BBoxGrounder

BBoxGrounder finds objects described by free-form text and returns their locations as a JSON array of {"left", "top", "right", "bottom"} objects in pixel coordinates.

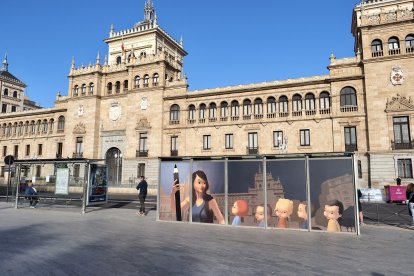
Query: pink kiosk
[{"left": 384, "top": 185, "right": 407, "bottom": 203}]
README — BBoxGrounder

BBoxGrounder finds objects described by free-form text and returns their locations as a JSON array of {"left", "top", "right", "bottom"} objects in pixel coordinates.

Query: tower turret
[
  {"left": 2, "top": 52, "right": 8, "bottom": 71},
  {"left": 144, "top": 0, "right": 155, "bottom": 22}
]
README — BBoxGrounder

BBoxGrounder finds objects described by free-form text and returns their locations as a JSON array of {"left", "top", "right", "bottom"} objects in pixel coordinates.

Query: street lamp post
[{"left": 114, "top": 150, "right": 122, "bottom": 186}]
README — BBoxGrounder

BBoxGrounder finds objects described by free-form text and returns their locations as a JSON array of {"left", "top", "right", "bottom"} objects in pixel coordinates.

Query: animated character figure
[
  {"left": 297, "top": 202, "right": 309, "bottom": 230},
  {"left": 231, "top": 200, "right": 249, "bottom": 226},
  {"left": 255, "top": 205, "right": 272, "bottom": 227},
  {"left": 274, "top": 198, "right": 293, "bottom": 228},
  {"left": 324, "top": 200, "right": 344, "bottom": 232},
  {"left": 172, "top": 170, "right": 225, "bottom": 224}
]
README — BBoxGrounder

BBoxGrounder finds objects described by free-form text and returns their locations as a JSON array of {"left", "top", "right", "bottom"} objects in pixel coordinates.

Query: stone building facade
[{"left": 1, "top": 0, "right": 413, "bottom": 193}]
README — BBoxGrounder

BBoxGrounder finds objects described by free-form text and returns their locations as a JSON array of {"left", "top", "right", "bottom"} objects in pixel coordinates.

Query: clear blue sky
[{"left": 0, "top": 0, "right": 359, "bottom": 108}]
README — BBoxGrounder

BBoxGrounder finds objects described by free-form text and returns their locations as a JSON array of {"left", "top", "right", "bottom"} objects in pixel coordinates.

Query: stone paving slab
[{"left": 0, "top": 202, "right": 412, "bottom": 276}]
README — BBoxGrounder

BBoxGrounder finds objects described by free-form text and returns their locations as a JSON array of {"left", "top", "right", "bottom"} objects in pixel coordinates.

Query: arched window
[
  {"left": 49, "top": 119, "right": 54, "bottom": 133},
  {"left": 1, "top": 123, "right": 6, "bottom": 136},
  {"left": 188, "top": 105, "right": 196, "bottom": 121},
  {"left": 30, "top": 121, "right": 35, "bottom": 134},
  {"left": 279, "top": 96, "right": 288, "bottom": 114},
  {"left": 24, "top": 121, "right": 29, "bottom": 134},
  {"left": 170, "top": 104, "right": 180, "bottom": 122},
  {"left": 143, "top": 75, "right": 149, "bottom": 87},
  {"left": 220, "top": 101, "right": 228, "bottom": 118},
  {"left": 153, "top": 73, "right": 159, "bottom": 86},
  {"left": 388, "top": 37, "right": 400, "bottom": 55},
  {"left": 81, "top": 84, "right": 86, "bottom": 94},
  {"left": 231, "top": 100, "right": 239, "bottom": 118},
  {"left": 123, "top": 80, "right": 128, "bottom": 91},
  {"left": 199, "top": 103, "right": 206, "bottom": 120},
  {"left": 319, "top": 92, "right": 331, "bottom": 110},
  {"left": 304, "top": 93, "right": 315, "bottom": 111},
  {"left": 18, "top": 122, "right": 23, "bottom": 136},
  {"left": 292, "top": 94, "right": 302, "bottom": 112},
  {"left": 57, "top": 116, "right": 65, "bottom": 131},
  {"left": 13, "top": 91, "right": 18, "bottom": 98},
  {"left": 405, "top": 34, "right": 414, "bottom": 53},
  {"left": 134, "top": 76, "right": 140, "bottom": 88},
  {"left": 243, "top": 99, "right": 251, "bottom": 116},
  {"left": 267, "top": 97, "right": 276, "bottom": 115},
  {"left": 115, "top": 81, "right": 121, "bottom": 93},
  {"left": 13, "top": 122, "right": 18, "bottom": 135},
  {"left": 89, "top": 83, "right": 94, "bottom": 94},
  {"left": 3, "top": 88, "right": 8, "bottom": 96},
  {"left": 74, "top": 85, "right": 79, "bottom": 96},
  {"left": 253, "top": 98, "right": 263, "bottom": 116},
  {"left": 116, "top": 56, "right": 122, "bottom": 65},
  {"left": 6, "top": 123, "right": 12, "bottom": 136},
  {"left": 371, "top": 39, "right": 383, "bottom": 57},
  {"left": 107, "top": 82, "right": 113, "bottom": 94},
  {"left": 209, "top": 103, "right": 217, "bottom": 119},
  {"left": 42, "top": 119, "right": 48, "bottom": 133},
  {"left": 36, "top": 120, "right": 41, "bottom": 133},
  {"left": 340, "top": 87, "right": 357, "bottom": 106}
]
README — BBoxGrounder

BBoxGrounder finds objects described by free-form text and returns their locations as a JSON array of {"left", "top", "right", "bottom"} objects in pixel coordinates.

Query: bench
[{"left": 18, "top": 194, "right": 82, "bottom": 208}]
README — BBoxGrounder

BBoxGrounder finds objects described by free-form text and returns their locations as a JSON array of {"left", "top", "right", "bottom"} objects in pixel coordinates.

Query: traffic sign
[{"left": 4, "top": 155, "right": 14, "bottom": 165}]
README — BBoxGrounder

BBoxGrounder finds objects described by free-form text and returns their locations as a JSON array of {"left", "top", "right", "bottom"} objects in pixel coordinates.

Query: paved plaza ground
[{"left": 0, "top": 202, "right": 412, "bottom": 276}]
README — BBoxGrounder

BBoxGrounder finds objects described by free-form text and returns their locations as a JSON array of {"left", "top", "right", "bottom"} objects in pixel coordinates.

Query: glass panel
[
  {"left": 309, "top": 158, "right": 356, "bottom": 233},
  {"left": 228, "top": 161, "right": 263, "bottom": 227},
  {"left": 267, "top": 159, "right": 307, "bottom": 230},
  {"left": 191, "top": 161, "right": 225, "bottom": 224},
  {"left": 159, "top": 161, "right": 190, "bottom": 222}
]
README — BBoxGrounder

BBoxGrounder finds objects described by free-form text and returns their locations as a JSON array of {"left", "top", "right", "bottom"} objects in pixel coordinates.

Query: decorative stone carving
[
  {"left": 400, "top": 8, "right": 413, "bottom": 20},
  {"left": 109, "top": 101, "right": 121, "bottom": 121},
  {"left": 73, "top": 122, "right": 86, "bottom": 134},
  {"left": 77, "top": 104, "right": 84, "bottom": 116},
  {"left": 140, "top": 97, "right": 148, "bottom": 110},
  {"left": 390, "top": 66, "right": 405, "bottom": 86},
  {"left": 135, "top": 117, "right": 151, "bottom": 130},
  {"left": 368, "top": 14, "right": 380, "bottom": 24},
  {"left": 386, "top": 94, "right": 414, "bottom": 112},
  {"left": 385, "top": 12, "right": 397, "bottom": 22}
]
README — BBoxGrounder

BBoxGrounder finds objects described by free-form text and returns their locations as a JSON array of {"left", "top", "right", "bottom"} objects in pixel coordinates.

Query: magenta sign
[{"left": 385, "top": 185, "right": 407, "bottom": 202}]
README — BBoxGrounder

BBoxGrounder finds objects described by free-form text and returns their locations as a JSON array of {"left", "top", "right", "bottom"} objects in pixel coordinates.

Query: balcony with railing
[
  {"left": 407, "top": 46, "right": 414, "bottom": 53},
  {"left": 267, "top": 113, "right": 277, "bottom": 119},
  {"left": 199, "top": 118, "right": 206, "bottom": 123},
  {"left": 169, "top": 120, "right": 180, "bottom": 125},
  {"left": 389, "top": 48, "right": 401, "bottom": 55},
  {"left": 243, "top": 115, "right": 252, "bottom": 120},
  {"left": 340, "top": 105, "right": 358, "bottom": 113},
  {"left": 136, "top": 150, "right": 148, "bottom": 157},
  {"left": 220, "top": 117, "right": 228, "bottom": 122},
  {"left": 372, "top": 51, "right": 383, "bottom": 58},
  {"left": 209, "top": 117, "right": 217, "bottom": 123},
  {"left": 254, "top": 114, "right": 263, "bottom": 119},
  {"left": 279, "top": 112, "right": 289, "bottom": 118},
  {"left": 319, "top": 108, "right": 331, "bottom": 115},
  {"left": 292, "top": 111, "right": 302, "bottom": 117},
  {"left": 187, "top": 119, "right": 196, "bottom": 124},
  {"left": 246, "top": 147, "right": 259, "bottom": 155},
  {"left": 305, "top": 110, "right": 316, "bottom": 116},
  {"left": 231, "top": 116, "right": 239, "bottom": 121},
  {"left": 72, "top": 152, "right": 83, "bottom": 158},
  {"left": 345, "top": 144, "right": 358, "bottom": 152},
  {"left": 391, "top": 140, "right": 414, "bottom": 150}
]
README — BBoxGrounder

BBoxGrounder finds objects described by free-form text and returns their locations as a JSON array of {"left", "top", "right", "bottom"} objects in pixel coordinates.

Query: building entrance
[{"left": 105, "top": 147, "right": 122, "bottom": 186}]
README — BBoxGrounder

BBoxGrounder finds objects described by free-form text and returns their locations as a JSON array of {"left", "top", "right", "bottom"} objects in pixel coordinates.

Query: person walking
[
  {"left": 406, "top": 183, "right": 414, "bottom": 226},
  {"left": 136, "top": 176, "right": 148, "bottom": 216},
  {"left": 25, "top": 182, "right": 38, "bottom": 208}
]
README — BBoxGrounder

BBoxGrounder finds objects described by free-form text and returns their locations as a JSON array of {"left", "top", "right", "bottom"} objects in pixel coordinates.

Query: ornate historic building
[{"left": 1, "top": 0, "right": 413, "bottom": 193}]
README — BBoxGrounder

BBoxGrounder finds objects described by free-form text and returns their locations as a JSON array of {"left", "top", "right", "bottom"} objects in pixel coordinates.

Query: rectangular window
[
  {"left": 397, "top": 159, "right": 413, "bottom": 179},
  {"left": 300, "top": 129, "right": 310, "bottom": 146},
  {"left": 76, "top": 137, "right": 83, "bottom": 153},
  {"left": 358, "top": 160, "right": 363, "bottom": 179},
  {"left": 38, "top": 144, "right": 43, "bottom": 156},
  {"left": 26, "top": 145, "right": 30, "bottom": 156},
  {"left": 273, "top": 131, "right": 283, "bottom": 147},
  {"left": 138, "top": 163, "right": 146, "bottom": 178},
  {"left": 57, "top": 142, "right": 63, "bottom": 157},
  {"left": 14, "top": 145, "right": 18, "bottom": 158},
  {"left": 344, "top": 127, "right": 357, "bottom": 151},
  {"left": 2, "top": 104, "right": 7, "bottom": 113},
  {"left": 1, "top": 166, "right": 5, "bottom": 177},
  {"left": 171, "top": 136, "right": 178, "bottom": 156},
  {"left": 203, "top": 135, "right": 211, "bottom": 150},
  {"left": 139, "top": 133, "right": 148, "bottom": 152},
  {"left": 248, "top": 132, "right": 258, "bottom": 149},
  {"left": 3, "top": 146, "right": 7, "bottom": 157},
  {"left": 225, "top": 134, "right": 233, "bottom": 149},
  {"left": 36, "top": 165, "right": 41, "bottom": 178},
  {"left": 393, "top": 117, "right": 411, "bottom": 148}
]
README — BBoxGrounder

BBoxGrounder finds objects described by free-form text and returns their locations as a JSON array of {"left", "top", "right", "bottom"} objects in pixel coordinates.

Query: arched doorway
[{"left": 106, "top": 147, "right": 122, "bottom": 186}]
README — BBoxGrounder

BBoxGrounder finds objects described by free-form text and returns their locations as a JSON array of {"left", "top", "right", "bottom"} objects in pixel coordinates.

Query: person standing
[
  {"left": 357, "top": 189, "right": 364, "bottom": 225},
  {"left": 406, "top": 183, "right": 414, "bottom": 226},
  {"left": 136, "top": 176, "right": 148, "bottom": 216}
]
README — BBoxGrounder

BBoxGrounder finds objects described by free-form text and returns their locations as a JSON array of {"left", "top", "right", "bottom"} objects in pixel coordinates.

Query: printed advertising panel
[
  {"left": 191, "top": 161, "right": 225, "bottom": 224},
  {"left": 228, "top": 161, "right": 263, "bottom": 227},
  {"left": 55, "top": 168, "right": 70, "bottom": 195},
  {"left": 309, "top": 158, "right": 356, "bottom": 233},
  {"left": 87, "top": 164, "right": 108, "bottom": 205},
  {"left": 159, "top": 161, "right": 190, "bottom": 222},
  {"left": 267, "top": 159, "right": 307, "bottom": 230}
]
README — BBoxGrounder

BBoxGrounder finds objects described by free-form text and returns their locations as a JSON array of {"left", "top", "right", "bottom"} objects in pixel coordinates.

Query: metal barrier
[{"left": 363, "top": 203, "right": 412, "bottom": 227}]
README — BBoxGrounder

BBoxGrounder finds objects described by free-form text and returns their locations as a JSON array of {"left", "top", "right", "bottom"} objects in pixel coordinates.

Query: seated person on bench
[{"left": 25, "top": 182, "right": 38, "bottom": 209}]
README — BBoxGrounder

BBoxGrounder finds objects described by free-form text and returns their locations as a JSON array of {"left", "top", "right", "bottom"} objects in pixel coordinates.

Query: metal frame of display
[{"left": 158, "top": 153, "right": 360, "bottom": 235}]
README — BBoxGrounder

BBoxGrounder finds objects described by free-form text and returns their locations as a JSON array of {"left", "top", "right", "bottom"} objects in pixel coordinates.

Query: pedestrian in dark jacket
[
  {"left": 25, "top": 182, "right": 38, "bottom": 208},
  {"left": 136, "top": 176, "right": 148, "bottom": 216}
]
